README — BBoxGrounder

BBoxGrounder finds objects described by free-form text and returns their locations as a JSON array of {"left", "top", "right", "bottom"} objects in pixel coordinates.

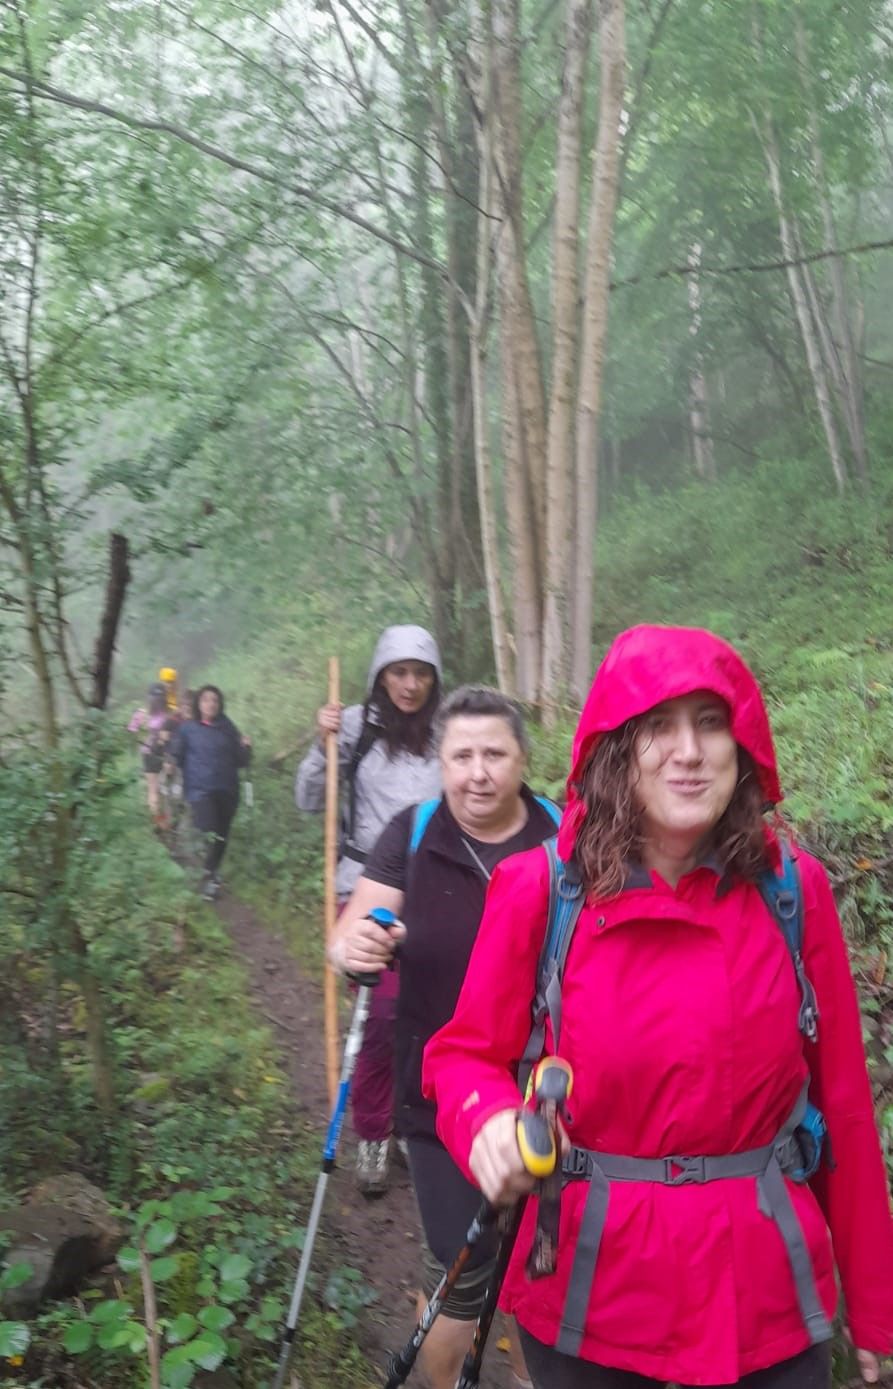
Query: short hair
[{"left": 434, "top": 684, "right": 529, "bottom": 756}]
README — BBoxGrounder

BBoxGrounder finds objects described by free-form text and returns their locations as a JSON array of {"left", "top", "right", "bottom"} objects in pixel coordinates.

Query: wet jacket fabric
[
  {"left": 423, "top": 626, "right": 893, "bottom": 1384},
  {"left": 294, "top": 625, "right": 443, "bottom": 897},
  {"left": 172, "top": 715, "right": 250, "bottom": 802}
]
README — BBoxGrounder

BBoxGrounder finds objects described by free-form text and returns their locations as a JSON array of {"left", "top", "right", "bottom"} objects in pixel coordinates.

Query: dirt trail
[{"left": 219, "top": 896, "right": 515, "bottom": 1388}]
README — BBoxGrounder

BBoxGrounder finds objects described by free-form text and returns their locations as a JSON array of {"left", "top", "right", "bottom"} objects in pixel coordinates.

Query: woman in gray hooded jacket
[{"left": 295, "top": 625, "right": 443, "bottom": 1194}]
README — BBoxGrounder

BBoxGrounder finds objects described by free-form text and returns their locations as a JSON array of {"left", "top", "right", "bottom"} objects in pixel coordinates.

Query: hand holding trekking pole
[
  {"left": 330, "top": 911, "right": 406, "bottom": 978},
  {"left": 470, "top": 1055, "right": 573, "bottom": 1206},
  {"left": 383, "top": 1057, "right": 574, "bottom": 1389}
]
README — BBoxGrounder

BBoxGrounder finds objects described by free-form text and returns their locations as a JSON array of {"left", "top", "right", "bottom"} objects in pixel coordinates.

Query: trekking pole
[
  {"left": 383, "top": 1057, "right": 573, "bottom": 1389},
  {"left": 271, "top": 907, "right": 398, "bottom": 1389},
  {"left": 323, "top": 655, "right": 340, "bottom": 1108},
  {"left": 455, "top": 1056, "right": 573, "bottom": 1389}
]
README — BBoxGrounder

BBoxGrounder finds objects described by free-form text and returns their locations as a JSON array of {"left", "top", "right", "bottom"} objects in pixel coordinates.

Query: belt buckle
[
  {"left": 562, "top": 1148, "right": 592, "bottom": 1181},
  {"left": 664, "top": 1155, "right": 706, "bottom": 1185}
]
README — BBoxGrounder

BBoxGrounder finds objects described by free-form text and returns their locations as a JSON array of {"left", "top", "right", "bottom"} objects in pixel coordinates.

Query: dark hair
[
  {"left": 434, "top": 685, "right": 529, "bottom": 756},
  {"left": 574, "top": 720, "right": 768, "bottom": 899},
  {"left": 195, "top": 684, "right": 225, "bottom": 718},
  {"left": 368, "top": 666, "right": 440, "bottom": 758},
  {"left": 148, "top": 685, "right": 167, "bottom": 714}
]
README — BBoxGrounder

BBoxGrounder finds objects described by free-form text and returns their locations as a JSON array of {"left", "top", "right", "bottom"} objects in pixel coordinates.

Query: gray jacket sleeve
[{"left": 294, "top": 704, "right": 365, "bottom": 813}]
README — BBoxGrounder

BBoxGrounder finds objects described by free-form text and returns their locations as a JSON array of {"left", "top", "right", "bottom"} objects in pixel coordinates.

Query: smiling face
[
  {"left": 379, "top": 660, "right": 436, "bottom": 715},
  {"left": 440, "top": 714, "right": 527, "bottom": 836},
  {"left": 632, "top": 691, "right": 738, "bottom": 851}
]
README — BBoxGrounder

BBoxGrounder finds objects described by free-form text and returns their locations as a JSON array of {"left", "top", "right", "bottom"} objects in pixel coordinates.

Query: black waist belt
[
  {"left": 552, "top": 1082, "right": 832, "bottom": 1359},
  {"left": 341, "top": 844, "right": 368, "bottom": 864}
]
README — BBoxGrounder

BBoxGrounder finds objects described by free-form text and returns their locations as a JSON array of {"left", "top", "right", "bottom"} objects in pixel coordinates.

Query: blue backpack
[{"left": 520, "top": 839, "right": 828, "bottom": 1182}]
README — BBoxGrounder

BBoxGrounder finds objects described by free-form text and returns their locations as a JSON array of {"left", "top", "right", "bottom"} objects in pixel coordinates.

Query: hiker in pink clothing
[
  {"left": 128, "top": 682, "right": 178, "bottom": 829},
  {"left": 424, "top": 625, "right": 893, "bottom": 1389}
]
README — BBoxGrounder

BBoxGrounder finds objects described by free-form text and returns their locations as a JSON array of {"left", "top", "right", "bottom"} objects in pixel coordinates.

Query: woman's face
[
  {"left": 380, "top": 660, "right": 436, "bottom": 715},
  {"left": 198, "top": 689, "right": 221, "bottom": 721},
  {"left": 440, "top": 714, "right": 526, "bottom": 832},
  {"left": 633, "top": 691, "right": 738, "bottom": 847}
]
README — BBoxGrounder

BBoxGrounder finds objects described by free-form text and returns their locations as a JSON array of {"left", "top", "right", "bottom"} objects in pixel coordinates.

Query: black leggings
[
  {"left": 519, "top": 1330, "right": 832, "bottom": 1389},
  {"left": 406, "top": 1136, "right": 499, "bottom": 1318},
  {"left": 191, "top": 790, "right": 239, "bottom": 874}
]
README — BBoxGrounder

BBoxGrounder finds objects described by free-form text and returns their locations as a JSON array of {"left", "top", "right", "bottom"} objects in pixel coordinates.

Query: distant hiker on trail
[
  {"left": 171, "top": 684, "right": 252, "bottom": 901},
  {"left": 178, "top": 687, "right": 195, "bottom": 722},
  {"left": 128, "top": 681, "right": 179, "bottom": 831},
  {"left": 424, "top": 627, "right": 893, "bottom": 1389},
  {"left": 329, "top": 685, "right": 560, "bottom": 1389},
  {"left": 295, "top": 624, "right": 443, "bottom": 1197},
  {"left": 159, "top": 665, "right": 179, "bottom": 712}
]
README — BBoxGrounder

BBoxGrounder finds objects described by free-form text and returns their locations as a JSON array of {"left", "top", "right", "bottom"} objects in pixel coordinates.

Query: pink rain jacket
[{"left": 424, "top": 626, "right": 893, "bottom": 1384}]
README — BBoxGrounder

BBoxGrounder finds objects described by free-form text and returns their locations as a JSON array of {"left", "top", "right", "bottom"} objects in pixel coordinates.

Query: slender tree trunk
[
  {"left": 793, "top": 12, "right": 868, "bottom": 484},
  {"left": 571, "top": 0, "right": 626, "bottom": 703},
  {"left": 467, "top": 4, "right": 515, "bottom": 692},
  {"left": 491, "top": 0, "right": 548, "bottom": 639},
  {"left": 91, "top": 533, "right": 131, "bottom": 709},
  {"left": 686, "top": 242, "right": 716, "bottom": 481},
  {"left": 541, "top": 0, "right": 593, "bottom": 721},
  {"left": 751, "top": 102, "right": 848, "bottom": 494},
  {"left": 501, "top": 340, "right": 542, "bottom": 699}
]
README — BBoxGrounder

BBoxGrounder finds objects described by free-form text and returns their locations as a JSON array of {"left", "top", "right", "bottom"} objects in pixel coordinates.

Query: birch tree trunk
[
  {"left": 570, "top": 0, "right": 626, "bottom": 703},
  {"left": 687, "top": 242, "right": 716, "bottom": 481},
  {"left": 793, "top": 12, "right": 868, "bottom": 484},
  {"left": 753, "top": 107, "right": 848, "bottom": 494},
  {"left": 541, "top": 0, "right": 593, "bottom": 720},
  {"left": 748, "top": 7, "right": 847, "bottom": 495},
  {"left": 491, "top": 0, "right": 548, "bottom": 696},
  {"left": 467, "top": 1, "right": 515, "bottom": 692}
]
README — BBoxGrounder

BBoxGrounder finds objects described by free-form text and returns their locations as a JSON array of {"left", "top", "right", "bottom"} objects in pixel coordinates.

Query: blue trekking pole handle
[{"left": 323, "top": 907, "right": 397, "bottom": 1166}]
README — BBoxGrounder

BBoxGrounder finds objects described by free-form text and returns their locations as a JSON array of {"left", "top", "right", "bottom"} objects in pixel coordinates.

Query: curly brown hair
[{"left": 573, "top": 719, "right": 770, "bottom": 899}]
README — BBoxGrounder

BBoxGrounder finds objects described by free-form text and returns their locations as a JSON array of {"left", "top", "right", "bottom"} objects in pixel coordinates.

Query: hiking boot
[
  {"left": 356, "top": 1139, "right": 390, "bottom": 1197},
  {"left": 200, "top": 873, "right": 221, "bottom": 902}
]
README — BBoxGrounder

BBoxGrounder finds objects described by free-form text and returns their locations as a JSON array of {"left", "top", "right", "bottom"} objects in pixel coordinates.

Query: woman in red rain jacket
[{"left": 423, "top": 625, "right": 893, "bottom": 1389}]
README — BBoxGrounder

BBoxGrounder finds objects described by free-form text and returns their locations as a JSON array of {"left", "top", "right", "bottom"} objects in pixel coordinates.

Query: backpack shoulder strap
[
  {"left": 343, "top": 717, "right": 382, "bottom": 844},
  {"left": 533, "top": 794, "right": 562, "bottom": 829},
  {"left": 518, "top": 837, "right": 585, "bottom": 1092},
  {"left": 758, "top": 844, "right": 819, "bottom": 1041},
  {"left": 409, "top": 797, "right": 442, "bottom": 855}
]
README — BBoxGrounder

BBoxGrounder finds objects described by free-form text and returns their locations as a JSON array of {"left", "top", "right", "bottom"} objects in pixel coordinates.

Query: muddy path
[{"left": 218, "top": 896, "right": 515, "bottom": 1388}]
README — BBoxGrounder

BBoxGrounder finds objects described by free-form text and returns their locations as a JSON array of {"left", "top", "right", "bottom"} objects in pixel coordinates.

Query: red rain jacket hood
[{"left": 558, "top": 625, "right": 782, "bottom": 862}]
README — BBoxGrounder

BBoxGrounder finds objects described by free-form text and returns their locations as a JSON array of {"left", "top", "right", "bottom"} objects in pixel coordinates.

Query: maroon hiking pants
[{"left": 351, "top": 964, "right": 399, "bottom": 1141}]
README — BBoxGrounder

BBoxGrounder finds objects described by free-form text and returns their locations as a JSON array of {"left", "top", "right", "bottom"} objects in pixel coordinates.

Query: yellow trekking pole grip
[{"left": 516, "top": 1057, "right": 574, "bottom": 1178}]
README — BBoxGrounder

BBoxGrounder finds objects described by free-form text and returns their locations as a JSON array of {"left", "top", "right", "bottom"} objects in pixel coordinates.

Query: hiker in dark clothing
[{"left": 171, "top": 684, "right": 251, "bottom": 899}]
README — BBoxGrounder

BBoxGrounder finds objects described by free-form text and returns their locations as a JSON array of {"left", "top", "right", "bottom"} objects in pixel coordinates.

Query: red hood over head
[{"left": 557, "top": 625, "right": 782, "bottom": 861}]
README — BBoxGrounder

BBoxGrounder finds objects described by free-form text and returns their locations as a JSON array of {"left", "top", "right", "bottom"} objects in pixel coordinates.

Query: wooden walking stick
[{"left": 323, "top": 656, "right": 340, "bottom": 1108}]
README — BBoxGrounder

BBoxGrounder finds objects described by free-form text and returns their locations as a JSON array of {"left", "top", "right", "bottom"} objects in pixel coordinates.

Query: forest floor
[{"left": 218, "top": 894, "right": 515, "bottom": 1389}]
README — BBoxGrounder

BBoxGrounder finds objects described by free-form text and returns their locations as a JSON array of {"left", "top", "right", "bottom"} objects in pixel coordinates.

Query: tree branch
[
  {"left": 0, "top": 67, "right": 448, "bottom": 278},
  {"left": 612, "top": 238, "right": 893, "bottom": 290}
]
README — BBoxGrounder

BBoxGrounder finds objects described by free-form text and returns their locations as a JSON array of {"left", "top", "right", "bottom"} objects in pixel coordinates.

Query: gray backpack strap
[{"left": 518, "top": 839, "right": 585, "bottom": 1094}]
